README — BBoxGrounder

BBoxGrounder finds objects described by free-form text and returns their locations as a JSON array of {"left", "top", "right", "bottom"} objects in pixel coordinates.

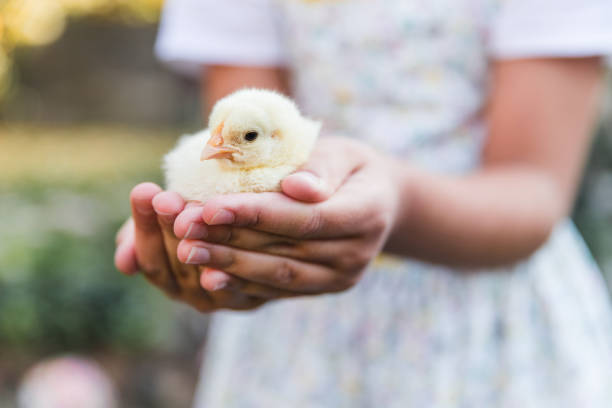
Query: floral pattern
[{"left": 193, "top": 1, "right": 612, "bottom": 407}]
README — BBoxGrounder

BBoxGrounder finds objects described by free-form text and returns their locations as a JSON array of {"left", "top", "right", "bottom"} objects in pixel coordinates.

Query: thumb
[{"left": 281, "top": 138, "right": 366, "bottom": 203}]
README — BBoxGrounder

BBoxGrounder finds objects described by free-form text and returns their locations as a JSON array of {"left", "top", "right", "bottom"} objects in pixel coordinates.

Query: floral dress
[{"left": 156, "top": 0, "right": 612, "bottom": 406}]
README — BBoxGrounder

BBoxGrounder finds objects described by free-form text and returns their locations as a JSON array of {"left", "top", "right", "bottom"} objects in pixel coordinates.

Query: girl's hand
[
  {"left": 173, "top": 138, "right": 401, "bottom": 295},
  {"left": 115, "top": 183, "right": 300, "bottom": 311}
]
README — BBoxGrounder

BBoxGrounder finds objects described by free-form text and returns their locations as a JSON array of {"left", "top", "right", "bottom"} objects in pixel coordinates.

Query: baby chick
[{"left": 163, "top": 88, "right": 321, "bottom": 202}]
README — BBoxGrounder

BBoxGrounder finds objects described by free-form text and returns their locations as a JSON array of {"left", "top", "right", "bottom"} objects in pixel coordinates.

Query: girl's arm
[
  {"left": 201, "top": 65, "right": 289, "bottom": 115},
  {"left": 386, "top": 57, "right": 604, "bottom": 266}
]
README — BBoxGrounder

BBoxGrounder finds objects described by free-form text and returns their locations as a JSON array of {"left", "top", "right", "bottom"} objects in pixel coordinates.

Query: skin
[{"left": 115, "top": 57, "right": 604, "bottom": 311}]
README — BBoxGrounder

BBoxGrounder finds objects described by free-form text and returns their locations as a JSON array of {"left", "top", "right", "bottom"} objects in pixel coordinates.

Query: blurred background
[
  {"left": 0, "top": 1, "right": 610, "bottom": 407},
  {"left": 0, "top": 1, "right": 205, "bottom": 407}
]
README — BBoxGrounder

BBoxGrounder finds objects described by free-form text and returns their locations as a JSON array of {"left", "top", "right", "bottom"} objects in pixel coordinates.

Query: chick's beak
[
  {"left": 200, "top": 144, "right": 236, "bottom": 161},
  {"left": 200, "top": 123, "right": 236, "bottom": 161}
]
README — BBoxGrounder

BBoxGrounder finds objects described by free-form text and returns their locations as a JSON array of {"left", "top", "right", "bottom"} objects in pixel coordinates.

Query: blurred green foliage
[
  {"left": 0, "top": 125, "right": 188, "bottom": 355},
  {"left": 574, "top": 116, "right": 612, "bottom": 283}
]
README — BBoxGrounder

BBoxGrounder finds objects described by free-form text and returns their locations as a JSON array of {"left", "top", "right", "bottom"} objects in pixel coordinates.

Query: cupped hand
[
  {"left": 173, "top": 137, "right": 401, "bottom": 296},
  {"left": 114, "top": 183, "right": 299, "bottom": 311}
]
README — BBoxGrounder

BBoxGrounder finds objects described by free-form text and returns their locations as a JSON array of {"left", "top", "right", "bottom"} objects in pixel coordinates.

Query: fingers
[
  {"left": 177, "top": 240, "right": 358, "bottom": 293},
  {"left": 127, "top": 184, "right": 272, "bottom": 312},
  {"left": 196, "top": 267, "right": 271, "bottom": 310},
  {"left": 179, "top": 219, "right": 370, "bottom": 271},
  {"left": 131, "top": 182, "right": 163, "bottom": 234},
  {"left": 114, "top": 218, "right": 139, "bottom": 275},
  {"left": 175, "top": 207, "right": 308, "bottom": 298},
  {"left": 199, "top": 267, "right": 231, "bottom": 291},
  {"left": 174, "top": 205, "right": 207, "bottom": 239},
  {"left": 200, "top": 268, "right": 300, "bottom": 299},
  {"left": 130, "top": 183, "right": 179, "bottom": 295},
  {"left": 199, "top": 186, "right": 383, "bottom": 241},
  {"left": 200, "top": 192, "right": 345, "bottom": 239},
  {"left": 152, "top": 190, "right": 185, "bottom": 219},
  {"left": 151, "top": 191, "right": 271, "bottom": 308},
  {"left": 176, "top": 207, "right": 303, "bottom": 257},
  {"left": 115, "top": 217, "right": 133, "bottom": 246},
  {"left": 281, "top": 137, "right": 368, "bottom": 203},
  {"left": 152, "top": 191, "right": 199, "bottom": 287},
  {"left": 178, "top": 282, "right": 264, "bottom": 312}
]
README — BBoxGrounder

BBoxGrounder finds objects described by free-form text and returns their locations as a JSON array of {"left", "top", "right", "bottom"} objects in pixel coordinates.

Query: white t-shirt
[
  {"left": 155, "top": 0, "right": 612, "bottom": 173},
  {"left": 156, "top": 0, "right": 612, "bottom": 76},
  {"left": 155, "top": 0, "right": 287, "bottom": 76}
]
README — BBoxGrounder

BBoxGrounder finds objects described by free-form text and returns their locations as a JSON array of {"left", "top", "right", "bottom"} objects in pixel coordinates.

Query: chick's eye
[{"left": 244, "top": 131, "right": 258, "bottom": 142}]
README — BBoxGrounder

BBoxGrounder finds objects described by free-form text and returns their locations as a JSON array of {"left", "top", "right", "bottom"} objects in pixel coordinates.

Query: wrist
[
  {"left": 382, "top": 157, "right": 420, "bottom": 252},
  {"left": 380, "top": 155, "right": 413, "bottom": 241}
]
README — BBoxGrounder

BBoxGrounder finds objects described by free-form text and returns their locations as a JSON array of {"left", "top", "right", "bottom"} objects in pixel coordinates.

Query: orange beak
[{"left": 200, "top": 122, "right": 237, "bottom": 161}]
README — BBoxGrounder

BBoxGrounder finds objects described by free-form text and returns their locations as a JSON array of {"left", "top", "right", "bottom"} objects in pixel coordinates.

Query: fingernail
[
  {"left": 209, "top": 209, "right": 234, "bottom": 225},
  {"left": 207, "top": 270, "right": 230, "bottom": 291},
  {"left": 212, "top": 280, "right": 228, "bottom": 291},
  {"left": 185, "top": 222, "right": 207, "bottom": 239},
  {"left": 294, "top": 172, "right": 326, "bottom": 190},
  {"left": 186, "top": 247, "right": 210, "bottom": 264}
]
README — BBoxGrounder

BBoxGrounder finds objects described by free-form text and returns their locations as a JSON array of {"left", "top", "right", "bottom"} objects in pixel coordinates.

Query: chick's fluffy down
[
  {"left": 164, "top": 129, "right": 306, "bottom": 202},
  {"left": 163, "top": 89, "right": 321, "bottom": 203}
]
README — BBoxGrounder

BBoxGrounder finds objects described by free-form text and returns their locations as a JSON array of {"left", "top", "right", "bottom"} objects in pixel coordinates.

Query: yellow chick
[{"left": 163, "top": 88, "right": 321, "bottom": 202}]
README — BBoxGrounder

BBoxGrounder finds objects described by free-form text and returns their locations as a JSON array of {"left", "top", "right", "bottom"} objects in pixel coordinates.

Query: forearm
[
  {"left": 384, "top": 58, "right": 602, "bottom": 268},
  {"left": 384, "top": 163, "right": 568, "bottom": 267},
  {"left": 202, "top": 65, "right": 289, "bottom": 115}
]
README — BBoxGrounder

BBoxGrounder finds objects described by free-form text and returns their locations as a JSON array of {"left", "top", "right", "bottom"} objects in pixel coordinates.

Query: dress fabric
[{"left": 156, "top": 0, "right": 612, "bottom": 406}]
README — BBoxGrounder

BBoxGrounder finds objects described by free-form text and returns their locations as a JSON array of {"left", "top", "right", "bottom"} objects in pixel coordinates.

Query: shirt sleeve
[
  {"left": 489, "top": 0, "right": 612, "bottom": 61},
  {"left": 154, "top": 0, "right": 286, "bottom": 77}
]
